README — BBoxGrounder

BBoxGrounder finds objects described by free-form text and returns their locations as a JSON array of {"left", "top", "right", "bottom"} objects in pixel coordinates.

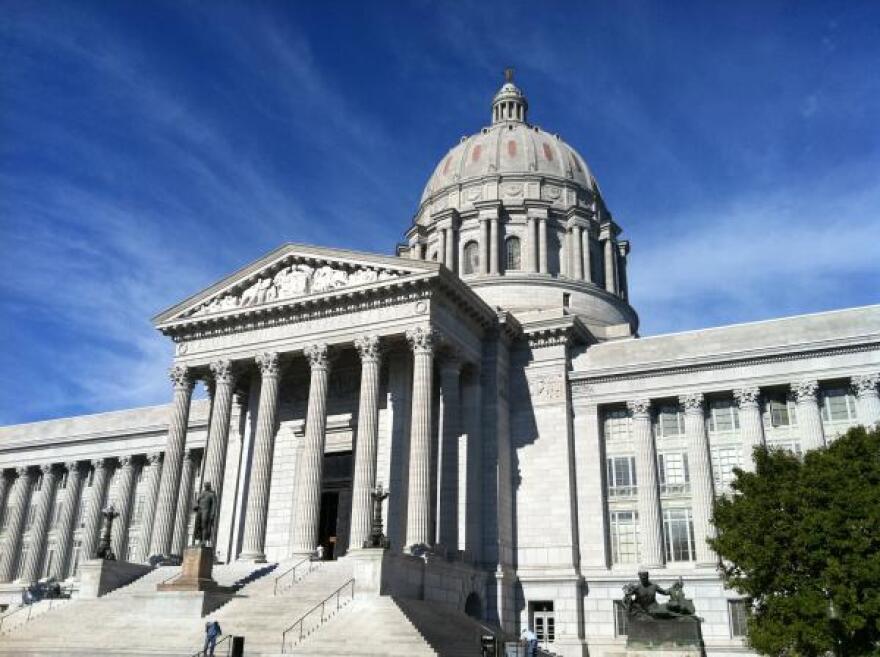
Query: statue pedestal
[
  {"left": 157, "top": 546, "right": 217, "bottom": 592},
  {"left": 625, "top": 614, "right": 703, "bottom": 652}
]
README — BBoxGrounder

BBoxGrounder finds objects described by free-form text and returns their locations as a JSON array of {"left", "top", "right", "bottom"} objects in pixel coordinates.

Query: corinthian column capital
[
  {"left": 209, "top": 359, "right": 236, "bottom": 386},
  {"left": 91, "top": 457, "right": 108, "bottom": 471},
  {"left": 304, "top": 344, "right": 330, "bottom": 371},
  {"left": 354, "top": 335, "right": 383, "bottom": 364},
  {"left": 853, "top": 373, "right": 880, "bottom": 397},
  {"left": 406, "top": 326, "right": 436, "bottom": 355},
  {"left": 255, "top": 351, "right": 281, "bottom": 377},
  {"left": 733, "top": 387, "right": 761, "bottom": 409},
  {"left": 793, "top": 379, "right": 819, "bottom": 403},
  {"left": 679, "top": 392, "right": 705, "bottom": 414},
  {"left": 39, "top": 463, "right": 55, "bottom": 476},
  {"left": 626, "top": 398, "right": 651, "bottom": 418},
  {"left": 169, "top": 365, "right": 193, "bottom": 391},
  {"left": 146, "top": 452, "right": 162, "bottom": 466}
]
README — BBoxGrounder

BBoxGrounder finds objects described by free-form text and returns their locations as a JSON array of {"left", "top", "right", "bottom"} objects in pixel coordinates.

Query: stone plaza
[{"left": 0, "top": 75, "right": 878, "bottom": 657}]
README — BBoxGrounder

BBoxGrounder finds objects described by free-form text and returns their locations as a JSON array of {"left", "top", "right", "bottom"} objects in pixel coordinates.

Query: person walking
[
  {"left": 203, "top": 620, "right": 222, "bottom": 656},
  {"left": 521, "top": 627, "right": 538, "bottom": 657}
]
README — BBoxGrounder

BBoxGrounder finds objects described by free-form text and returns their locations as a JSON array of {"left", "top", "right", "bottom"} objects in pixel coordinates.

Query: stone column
[
  {"left": 136, "top": 453, "right": 162, "bottom": 562},
  {"left": 405, "top": 326, "right": 436, "bottom": 550},
  {"left": 52, "top": 462, "right": 84, "bottom": 579},
  {"left": 0, "top": 471, "right": 9, "bottom": 540},
  {"left": 349, "top": 335, "right": 383, "bottom": 549},
  {"left": 680, "top": 393, "right": 717, "bottom": 566},
  {"left": 734, "top": 387, "right": 765, "bottom": 472},
  {"left": 289, "top": 345, "right": 332, "bottom": 555},
  {"left": 794, "top": 380, "right": 825, "bottom": 452},
  {"left": 437, "top": 229, "right": 447, "bottom": 267},
  {"left": 479, "top": 217, "right": 490, "bottom": 275},
  {"left": 0, "top": 467, "right": 34, "bottom": 582},
  {"left": 437, "top": 354, "right": 462, "bottom": 552},
  {"left": 489, "top": 217, "right": 499, "bottom": 275},
  {"left": 627, "top": 399, "right": 663, "bottom": 567},
  {"left": 526, "top": 216, "right": 538, "bottom": 273},
  {"left": 445, "top": 227, "right": 455, "bottom": 272},
  {"left": 148, "top": 365, "right": 194, "bottom": 558},
  {"left": 853, "top": 374, "right": 880, "bottom": 426},
  {"left": 462, "top": 369, "right": 483, "bottom": 560},
  {"left": 572, "top": 225, "right": 585, "bottom": 280},
  {"left": 603, "top": 238, "right": 617, "bottom": 293},
  {"left": 240, "top": 352, "right": 283, "bottom": 561},
  {"left": 111, "top": 456, "right": 137, "bottom": 559},
  {"left": 582, "top": 229, "right": 592, "bottom": 282},
  {"left": 20, "top": 464, "right": 59, "bottom": 583},
  {"left": 198, "top": 359, "right": 237, "bottom": 546},
  {"left": 80, "top": 459, "right": 110, "bottom": 560},
  {"left": 538, "top": 218, "right": 548, "bottom": 274},
  {"left": 171, "top": 450, "right": 197, "bottom": 556}
]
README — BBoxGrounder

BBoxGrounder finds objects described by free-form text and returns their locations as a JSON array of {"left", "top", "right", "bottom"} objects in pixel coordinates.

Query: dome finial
[
  {"left": 492, "top": 69, "right": 528, "bottom": 124},
  {"left": 504, "top": 67, "right": 515, "bottom": 83}
]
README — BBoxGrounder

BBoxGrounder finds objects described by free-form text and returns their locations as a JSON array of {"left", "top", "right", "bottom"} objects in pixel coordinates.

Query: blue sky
[{"left": 2, "top": 1, "right": 879, "bottom": 424}]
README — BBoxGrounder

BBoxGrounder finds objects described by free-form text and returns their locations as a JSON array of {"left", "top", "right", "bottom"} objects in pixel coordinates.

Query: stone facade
[{"left": 1, "top": 75, "right": 879, "bottom": 657}]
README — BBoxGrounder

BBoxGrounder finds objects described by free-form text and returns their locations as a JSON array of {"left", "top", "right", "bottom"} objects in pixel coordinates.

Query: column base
[{"left": 236, "top": 551, "right": 267, "bottom": 564}]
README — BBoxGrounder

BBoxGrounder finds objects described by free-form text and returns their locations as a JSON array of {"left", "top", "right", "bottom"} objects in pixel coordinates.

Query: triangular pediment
[{"left": 154, "top": 243, "right": 439, "bottom": 328}]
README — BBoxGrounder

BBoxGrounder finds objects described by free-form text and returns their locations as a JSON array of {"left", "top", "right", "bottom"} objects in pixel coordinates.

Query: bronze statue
[
  {"left": 365, "top": 483, "right": 390, "bottom": 548},
  {"left": 621, "top": 569, "right": 702, "bottom": 648},
  {"left": 623, "top": 570, "right": 697, "bottom": 619},
  {"left": 192, "top": 482, "right": 218, "bottom": 546},
  {"left": 95, "top": 505, "right": 118, "bottom": 560}
]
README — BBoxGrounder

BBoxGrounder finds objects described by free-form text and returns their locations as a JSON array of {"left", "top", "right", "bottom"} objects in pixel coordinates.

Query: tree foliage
[{"left": 709, "top": 425, "right": 880, "bottom": 657}]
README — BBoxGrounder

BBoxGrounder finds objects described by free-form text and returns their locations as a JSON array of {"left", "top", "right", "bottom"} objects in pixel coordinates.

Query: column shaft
[
  {"left": 149, "top": 365, "right": 194, "bottom": 557},
  {"left": 136, "top": 453, "right": 162, "bottom": 562},
  {"left": 53, "top": 463, "right": 84, "bottom": 579},
  {"left": 445, "top": 227, "right": 455, "bottom": 272},
  {"left": 0, "top": 468, "right": 34, "bottom": 581},
  {"left": 734, "top": 388, "right": 765, "bottom": 472},
  {"left": 350, "top": 336, "right": 383, "bottom": 549},
  {"left": 603, "top": 238, "right": 617, "bottom": 293},
  {"left": 172, "top": 451, "right": 197, "bottom": 556},
  {"left": 405, "top": 327, "right": 436, "bottom": 550},
  {"left": 479, "top": 218, "right": 490, "bottom": 275},
  {"left": 197, "top": 360, "right": 236, "bottom": 550},
  {"left": 538, "top": 218, "right": 548, "bottom": 274},
  {"left": 582, "top": 229, "right": 592, "bottom": 282},
  {"left": 853, "top": 374, "right": 880, "bottom": 426},
  {"left": 462, "top": 371, "right": 482, "bottom": 560},
  {"left": 80, "top": 460, "right": 110, "bottom": 560},
  {"left": 794, "top": 380, "right": 825, "bottom": 452},
  {"left": 628, "top": 400, "right": 663, "bottom": 567},
  {"left": 573, "top": 226, "right": 585, "bottom": 280},
  {"left": 21, "top": 465, "right": 59, "bottom": 583},
  {"left": 289, "top": 345, "right": 333, "bottom": 555},
  {"left": 437, "top": 230, "right": 447, "bottom": 267},
  {"left": 240, "top": 352, "right": 283, "bottom": 561},
  {"left": 111, "top": 457, "right": 137, "bottom": 559},
  {"left": 526, "top": 217, "right": 537, "bottom": 272},
  {"left": 489, "top": 218, "right": 499, "bottom": 275},
  {"left": 680, "top": 394, "right": 716, "bottom": 565},
  {"left": 437, "top": 358, "right": 462, "bottom": 551}
]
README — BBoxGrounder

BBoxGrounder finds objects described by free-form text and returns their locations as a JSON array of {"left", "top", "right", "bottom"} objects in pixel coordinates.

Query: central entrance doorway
[
  {"left": 316, "top": 451, "right": 353, "bottom": 560},
  {"left": 318, "top": 491, "right": 340, "bottom": 559}
]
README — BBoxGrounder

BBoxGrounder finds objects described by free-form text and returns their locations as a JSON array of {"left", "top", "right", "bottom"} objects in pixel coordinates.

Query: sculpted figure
[
  {"left": 311, "top": 266, "right": 335, "bottom": 292},
  {"left": 192, "top": 482, "right": 218, "bottom": 546},
  {"left": 623, "top": 569, "right": 697, "bottom": 620}
]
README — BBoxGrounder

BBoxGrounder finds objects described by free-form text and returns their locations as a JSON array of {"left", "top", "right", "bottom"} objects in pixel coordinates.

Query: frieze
[{"left": 525, "top": 374, "right": 566, "bottom": 404}]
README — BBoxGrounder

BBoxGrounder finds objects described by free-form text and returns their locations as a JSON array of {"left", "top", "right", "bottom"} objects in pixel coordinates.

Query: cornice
[{"left": 522, "top": 314, "right": 593, "bottom": 348}]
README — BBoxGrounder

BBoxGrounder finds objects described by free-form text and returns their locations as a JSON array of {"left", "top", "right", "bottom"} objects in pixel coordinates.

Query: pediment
[{"left": 154, "top": 243, "right": 438, "bottom": 328}]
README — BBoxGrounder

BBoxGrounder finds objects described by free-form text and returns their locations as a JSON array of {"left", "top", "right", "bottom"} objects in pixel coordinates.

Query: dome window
[
  {"left": 508, "top": 141, "right": 517, "bottom": 157},
  {"left": 463, "top": 241, "right": 480, "bottom": 275},
  {"left": 543, "top": 143, "right": 554, "bottom": 161},
  {"left": 505, "top": 236, "right": 521, "bottom": 271},
  {"left": 471, "top": 145, "right": 482, "bottom": 162}
]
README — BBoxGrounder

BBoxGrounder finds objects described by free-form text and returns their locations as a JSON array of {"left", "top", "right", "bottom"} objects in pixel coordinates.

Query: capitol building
[{"left": 0, "top": 75, "right": 878, "bottom": 657}]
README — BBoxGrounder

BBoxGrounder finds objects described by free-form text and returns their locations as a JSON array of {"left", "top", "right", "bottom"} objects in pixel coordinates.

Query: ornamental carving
[
  {"left": 793, "top": 379, "right": 819, "bottom": 402},
  {"left": 733, "top": 387, "right": 761, "bottom": 409},
  {"left": 256, "top": 352, "right": 281, "bottom": 377},
  {"left": 147, "top": 453, "right": 162, "bottom": 466},
  {"left": 304, "top": 344, "right": 330, "bottom": 370},
  {"left": 168, "top": 365, "right": 191, "bottom": 390},
  {"left": 15, "top": 466, "right": 30, "bottom": 477},
  {"left": 91, "top": 458, "right": 107, "bottom": 470},
  {"left": 119, "top": 455, "right": 134, "bottom": 468},
  {"left": 541, "top": 184, "right": 562, "bottom": 201},
  {"left": 65, "top": 461, "right": 80, "bottom": 473},
  {"left": 626, "top": 399, "right": 651, "bottom": 417},
  {"left": 679, "top": 393, "right": 705, "bottom": 413},
  {"left": 853, "top": 373, "right": 879, "bottom": 396},
  {"left": 406, "top": 326, "right": 436, "bottom": 355},
  {"left": 39, "top": 464, "right": 54, "bottom": 475},
  {"left": 209, "top": 359, "right": 236, "bottom": 386},
  {"left": 355, "top": 335, "right": 383, "bottom": 364},
  {"left": 191, "top": 263, "right": 400, "bottom": 317},
  {"left": 527, "top": 374, "right": 565, "bottom": 403}
]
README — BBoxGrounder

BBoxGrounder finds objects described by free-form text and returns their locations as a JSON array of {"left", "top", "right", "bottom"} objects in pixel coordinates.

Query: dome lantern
[{"left": 492, "top": 68, "right": 528, "bottom": 124}]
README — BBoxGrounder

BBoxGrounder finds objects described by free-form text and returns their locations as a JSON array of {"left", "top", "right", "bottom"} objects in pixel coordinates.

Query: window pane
[
  {"left": 604, "top": 409, "right": 630, "bottom": 442},
  {"left": 729, "top": 599, "right": 749, "bottom": 637},
  {"left": 769, "top": 399, "right": 790, "bottom": 427},
  {"left": 658, "top": 407, "right": 683, "bottom": 437},
  {"left": 712, "top": 447, "right": 741, "bottom": 489},
  {"left": 611, "top": 510, "right": 640, "bottom": 563},
  {"left": 463, "top": 242, "right": 479, "bottom": 275},
  {"left": 506, "top": 237, "right": 521, "bottom": 271},
  {"left": 663, "top": 508, "right": 695, "bottom": 562}
]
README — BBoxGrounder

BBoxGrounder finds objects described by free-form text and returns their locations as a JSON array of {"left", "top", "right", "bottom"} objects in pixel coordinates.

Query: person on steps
[
  {"left": 521, "top": 626, "right": 538, "bottom": 657},
  {"left": 203, "top": 620, "right": 222, "bottom": 656}
]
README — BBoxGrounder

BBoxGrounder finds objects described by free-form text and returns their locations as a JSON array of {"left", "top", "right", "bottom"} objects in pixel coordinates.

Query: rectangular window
[
  {"left": 603, "top": 408, "right": 631, "bottom": 442},
  {"left": 768, "top": 397, "right": 798, "bottom": 428},
  {"left": 767, "top": 440, "right": 803, "bottom": 456},
  {"left": 610, "top": 510, "right": 640, "bottom": 564},
  {"left": 658, "top": 453, "right": 690, "bottom": 494},
  {"left": 729, "top": 599, "right": 750, "bottom": 637},
  {"left": 711, "top": 446, "right": 741, "bottom": 489},
  {"left": 663, "top": 508, "right": 696, "bottom": 562},
  {"left": 821, "top": 388, "right": 858, "bottom": 423},
  {"left": 656, "top": 405, "right": 685, "bottom": 438},
  {"left": 708, "top": 399, "right": 740, "bottom": 433},
  {"left": 614, "top": 601, "right": 629, "bottom": 636},
  {"left": 606, "top": 456, "right": 637, "bottom": 497}
]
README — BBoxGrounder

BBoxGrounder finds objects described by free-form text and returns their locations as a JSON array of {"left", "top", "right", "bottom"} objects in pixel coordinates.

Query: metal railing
[
  {"left": 273, "top": 557, "right": 317, "bottom": 595},
  {"left": 280, "top": 578, "right": 355, "bottom": 652},
  {"left": 0, "top": 593, "right": 71, "bottom": 634},
  {"left": 190, "top": 634, "right": 232, "bottom": 657}
]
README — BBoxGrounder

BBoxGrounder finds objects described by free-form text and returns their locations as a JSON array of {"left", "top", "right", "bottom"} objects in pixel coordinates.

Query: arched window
[
  {"left": 463, "top": 241, "right": 479, "bottom": 275},
  {"left": 506, "top": 236, "right": 521, "bottom": 271}
]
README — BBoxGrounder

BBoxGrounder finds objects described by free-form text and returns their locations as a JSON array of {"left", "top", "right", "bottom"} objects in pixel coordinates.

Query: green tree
[{"left": 709, "top": 425, "right": 880, "bottom": 657}]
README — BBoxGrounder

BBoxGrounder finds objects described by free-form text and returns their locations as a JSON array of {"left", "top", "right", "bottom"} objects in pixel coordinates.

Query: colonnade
[{"left": 620, "top": 374, "right": 880, "bottom": 568}]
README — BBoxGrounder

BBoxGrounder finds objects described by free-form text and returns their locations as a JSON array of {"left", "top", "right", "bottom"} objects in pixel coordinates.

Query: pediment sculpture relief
[{"left": 191, "top": 263, "right": 400, "bottom": 317}]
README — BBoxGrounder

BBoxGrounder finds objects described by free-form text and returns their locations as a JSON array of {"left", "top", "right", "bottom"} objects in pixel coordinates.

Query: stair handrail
[
  {"left": 272, "top": 557, "right": 315, "bottom": 595},
  {"left": 280, "top": 577, "right": 355, "bottom": 652},
  {"left": 189, "top": 634, "right": 231, "bottom": 657},
  {"left": 0, "top": 593, "right": 69, "bottom": 634}
]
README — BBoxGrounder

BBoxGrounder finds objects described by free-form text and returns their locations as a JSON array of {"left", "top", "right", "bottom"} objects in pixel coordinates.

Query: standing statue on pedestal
[
  {"left": 192, "top": 482, "right": 218, "bottom": 547},
  {"left": 621, "top": 569, "right": 702, "bottom": 649},
  {"left": 95, "top": 505, "right": 118, "bottom": 560},
  {"left": 365, "top": 483, "right": 390, "bottom": 548}
]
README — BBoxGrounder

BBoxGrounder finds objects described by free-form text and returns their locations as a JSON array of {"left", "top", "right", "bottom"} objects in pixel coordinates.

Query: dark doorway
[
  {"left": 465, "top": 592, "right": 482, "bottom": 620},
  {"left": 318, "top": 491, "right": 340, "bottom": 559}
]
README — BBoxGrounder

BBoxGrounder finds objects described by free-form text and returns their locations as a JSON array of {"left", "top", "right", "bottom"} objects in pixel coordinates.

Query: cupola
[{"left": 491, "top": 68, "right": 528, "bottom": 124}]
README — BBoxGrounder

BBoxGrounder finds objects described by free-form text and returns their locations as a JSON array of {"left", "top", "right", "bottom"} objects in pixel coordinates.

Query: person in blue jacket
[{"left": 203, "top": 620, "right": 222, "bottom": 656}]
